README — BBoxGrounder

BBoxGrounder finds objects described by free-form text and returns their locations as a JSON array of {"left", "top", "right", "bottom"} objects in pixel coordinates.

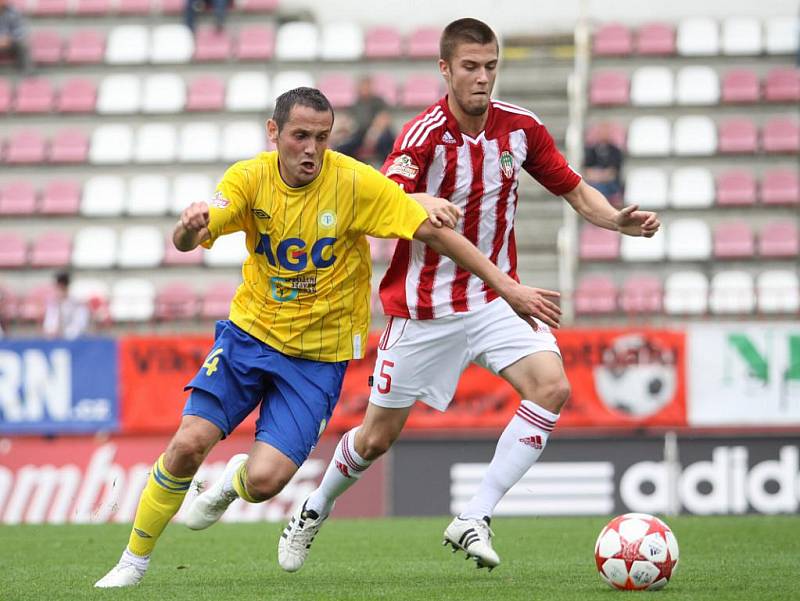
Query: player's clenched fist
[
  {"left": 503, "top": 285, "right": 562, "bottom": 331},
  {"left": 181, "top": 201, "right": 211, "bottom": 232}
]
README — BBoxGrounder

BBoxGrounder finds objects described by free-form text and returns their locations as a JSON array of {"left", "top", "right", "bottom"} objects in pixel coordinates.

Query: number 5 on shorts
[{"left": 376, "top": 360, "right": 394, "bottom": 394}]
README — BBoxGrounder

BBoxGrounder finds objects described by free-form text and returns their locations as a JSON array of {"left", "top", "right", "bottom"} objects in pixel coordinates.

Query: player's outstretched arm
[
  {"left": 173, "top": 201, "right": 211, "bottom": 251},
  {"left": 563, "top": 180, "right": 660, "bottom": 237},
  {"left": 410, "top": 193, "right": 463, "bottom": 228},
  {"left": 413, "top": 221, "right": 561, "bottom": 330}
]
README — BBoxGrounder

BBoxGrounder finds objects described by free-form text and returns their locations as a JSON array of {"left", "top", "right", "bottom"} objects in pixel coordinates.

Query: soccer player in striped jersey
[
  {"left": 281, "top": 19, "right": 660, "bottom": 572},
  {"left": 94, "top": 87, "right": 561, "bottom": 588}
]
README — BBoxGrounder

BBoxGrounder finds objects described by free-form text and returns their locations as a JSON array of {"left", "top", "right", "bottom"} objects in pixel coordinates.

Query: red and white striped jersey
[{"left": 379, "top": 96, "right": 581, "bottom": 320}]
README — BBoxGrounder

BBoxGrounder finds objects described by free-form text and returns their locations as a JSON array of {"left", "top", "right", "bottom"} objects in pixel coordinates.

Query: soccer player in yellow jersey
[{"left": 95, "top": 87, "right": 562, "bottom": 588}]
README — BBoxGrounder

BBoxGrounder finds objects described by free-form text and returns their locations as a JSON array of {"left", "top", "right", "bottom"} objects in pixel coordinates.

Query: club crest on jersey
[
  {"left": 500, "top": 151, "right": 515, "bottom": 179},
  {"left": 319, "top": 210, "right": 337, "bottom": 229},
  {"left": 386, "top": 154, "right": 419, "bottom": 179},
  {"left": 211, "top": 190, "right": 230, "bottom": 208}
]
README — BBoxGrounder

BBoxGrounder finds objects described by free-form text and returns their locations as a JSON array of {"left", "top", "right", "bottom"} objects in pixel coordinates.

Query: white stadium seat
[
  {"left": 627, "top": 116, "right": 671, "bottom": 157},
  {"left": 72, "top": 226, "right": 117, "bottom": 269},
  {"left": 624, "top": 168, "right": 668, "bottom": 209},
  {"left": 204, "top": 230, "right": 248, "bottom": 266},
  {"left": 667, "top": 218, "right": 711, "bottom": 260},
  {"left": 81, "top": 175, "right": 125, "bottom": 217},
  {"left": 620, "top": 228, "right": 666, "bottom": 261},
  {"left": 70, "top": 278, "right": 109, "bottom": 304},
  {"left": 172, "top": 174, "right": 214, "bottom": 215},
  {"left": 110, "top": 278, "right": 155, "bottom": 322},
  {"left": 757, "top": 270, "right": 800, "bottom": 313},
  {"left": 630, "top": 66, "right": 673, "bottom": 106},
  {"left": 142, "top": 74, "right": 186, "bottom": 114},
  {"left": 673, "top": 116, "right": 716, "bottom": 156},
  {"left": 127, "top": 175, "right": 170, "bottom": 216},
  {"left": 90, "top": 124, "right": 134, "bottom": 164},
  {"left": 118, "top": 226, "right": 165, "bottom": 268},
  {"left": 178, "top": 122, "right": 221, "bottom": 163},
  {"left": 96, "top": 74, "right": 141, "bottom": 114},
  {"left": 275, "top": 21, "right": 319, "bottom": 61},
  {"left": 664, "top": 271, "right": 708, "bottom": 314},
  {"left": 320, "top": 22, "right": 364, "bottom": 60},
  {"left": 765, "top": 16, "right": 800, "bottom": 55},
  {"left": 670, "top": 167, "right": 714, "bottom": 208},
  {"left": 222, "top": 121, "right": 265, "bottom": 161},
  {"left": 150, "top": 24, "right": 194, "bottom": 64},
  {"left": 675, "top": 66, "right": 719, "bottom": 105},
  {"left": 226, "top": 72, "right": 271, "bottom": 112},
  {"left": 106, "top": 25, "right": 149, "bottom": 65},
  {"left": 676, "top": 17, "right": 719, "bottom": 56},
  {"left": 272, "top": 71, "right": 315, "bottom": 102},
  {"left": 710, "top": 271, "right": 755, "bottom": 314},
  {"left": 721, "top": 16, "right": 762, "bottom": 55},
  {"left": 135, "top": 124, "right": 177, "bottom": 163}
]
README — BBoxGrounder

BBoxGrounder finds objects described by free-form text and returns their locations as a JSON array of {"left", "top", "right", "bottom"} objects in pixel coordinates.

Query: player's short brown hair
[
  {"left": 439, "top": 18, "right": 498, "bottom": 63},
  {"left": 272, "top": 87, "right": 334, "bottom": 131}
]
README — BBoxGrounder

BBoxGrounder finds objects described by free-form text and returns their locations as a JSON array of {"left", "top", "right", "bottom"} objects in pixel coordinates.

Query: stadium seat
[
  {"left": 585, "top": 121, "right": 627, "bottom": 149},
  {"left": 271, "top": 71, "right": 314, "bottom": 102},
  {"left": 150, "top": 24, "right": 194, "bottom": 64},
  {"left": 237, "top": 0, "right": 278, "bottom": 12},
  {"left": 204, "top": 230, "right": 248, "bottom": 266},
  {"left": 0, "top": 181, "right": 36, "bottom": 215},
  {"left": 759, "top": 221, "right": 799, "bottom": 258},
  {"left": 72, "top": 226, "right": 117, "bottom": 268},
  {"left": 0, "top": 285, "right": 19, "bottom": 323},
  {"left": 178, "top": 122, "right": 220, "bottom": 162},
  {"left": 675, "top": 66, "right": 719, "bottom": 105},
  {"left": 40, "top": 180, "right": 80, "bottom": 215},
  {"left": 365, "top": 26, "right": 403, "bottom": 59},
  {"left": 320, "top": 22, "right": 364, "bottom": 61},
  {"left": 70, "top": 278, "right": 110, "bottom": 305},
  {"left": 75, "top": 0, "right": 111, "bottom": 15},
  {"left": 18, "top": 284, "right": 56, "bottom": 322},
  {"left": 318, "top": 73, "right": 357, "bottom": 108},
  {"left": 193, "top": 26, "right": 232, "bottom": 62},
  {"left": 155, "top": 282, "right": 197, "bottom": 321},
  {"left": 713, "top": 221, "right": 754, "bottom": 259},
  {"left": 49, "top": 129, "right": 89, "bottom": 164},
  {"left": 142, "top": 74, "right": 185, "bottom": 114},
  {"left": 186, "top": 75, "right": 225, "bottom": 112},
  {"left": 721, "top": 16, "right": 762, "bottom": 55},
  {"left": 664, "top": 271, "right": 708, "bottom": 314},
  {"left": 579, "top": 225, "right": 619, "bottom": 260},
  {"left": 676, "top": 17, "right": 719, "bottom": 56},
  {"left": 721, "top": 68, "right": 760, "bottom": 103},
  {"left": 0, "top": 234, "right": 28, "bottom": 268},
  {"left": 110, "top": 278, "right": 155, "bottom": 322},
  {"left": 761, "top": 168, "right": 799, "bottom": 205},
  {"left": 159, "top": 0, "right": 183, "bottom": 15},
  {"left": 709, "top": 271, "right": 755, "bottom": 314},
  {"left": 589, "top": 70, "right": 629, "bottom": 106},
  {"left": 275, "top": 22, "right": 319, "bottom": 61},
  {"left": 716, "top": 169, "right": 756, "bottom": 206},
  {"left": 762, "top": 116, "right": 800, "bottom": 153},
  {"left": 97, "top": 74, "right": 141, "bottom": 114},
  {"left": 127, "top": 175, "right": 170, "bottom": 216},
  {"left": 106, "top": 25, "right": 149, "bottom": 64},
  {"left": 765, "top": 16, "right": 800, "bottom": 55},
  {"left": 65, "top": 29, "right": 105, "bottom": 64},
  {"left": 235, "top": 24, "right": 275, "bottom": 61},
  {"left": 118, "top": 226, "right": 165, "bottom": 268},
  {"left": 135, "top": 124, "right": 177, "bottom": 163},
  {"left": 172, "top": 174, "right": 214, "bottom": 215},
  {"left": 670, "top": 167, "right": 714, "bottom": 208},
  {"left": 4, "top": 130, "right": 46, "bottom": 164},
  {"left": 13, "top": 77, "right": 54, "bottom": 113},
  {"left": 667, "top": 219, "right": 711, "bottom": 261},
  {"left": 718, "top": 117, "right": 758, "bottom": 154},
  {"left": 401, "top": 74, "right": 441, "bottom": 107},
  {"left": 89, "top": 124, "right": 134, "bottom": 164},
  {"left": 226, "top": 72, "right": 271, "bottom": 111},
  {"left": 624, "top": 167, "right": 668, "bottom": 209},
  {"left": 30, "top": 0, "right": 69, "bottom": 16},
  {"left": 620, "top": 229, "right": 665, "bottom": 261},
  {"left": 407, "top": 26, "right": 441, "bottom": 58},
  {"left": 592, "top": 23, "right": 632, "bottom": 56},
  {"left": 81, "top": 175, "right": 125, "bottom": 216},
  {"left": 163, "top": 234, "right": 204, "bottom": 265},
  {"left": 673, "top": 116, "right": 716, "bottom": 156},
  {"left": 635, "top": 22, "right": 675, "bottom": 55},
  {"left": 221, "top": 122, "right": 265, "bottom": 161},
  {"left": 630, "top": 66, "right": 673, "bottom": 106},
  {"left": 117, "top": 0, "right": 152, "bottom": 14},
  {"left": 57, "top": 77, "right": 96, "bottom": 113},
  {"left": 757, "top": 270, "right": 800, "bottom": 314},
  {"left": 620, "top": 274, "right": 663, "bottom": 314},
  {"left": 201, "top": 281, "right": 239, "bottom": 319},
  {"left": 764, "top": 67, "right": 800, "bottom": 102},
  {"left": 30, "top": 231, "right": 71, "bottom": 268},
  {"left": 574, "top": 275, "right": 617, "bottom": 315},
  {"left": 30, "top": 30, "right": 61, "bottom": 64},
  {"left": 627, "top": 116, "right": 670, "bottom": 156},
  {"left": 0, "top": 79, "right": 10, "bottom": 113},
  {"left": 370, "top": 73, "right": 398, "bottom": 106}
]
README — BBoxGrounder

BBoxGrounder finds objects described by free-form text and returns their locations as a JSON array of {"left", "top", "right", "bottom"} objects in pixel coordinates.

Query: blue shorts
[{"left": 183, "top": 320, "right": 348, "bottom": 467}]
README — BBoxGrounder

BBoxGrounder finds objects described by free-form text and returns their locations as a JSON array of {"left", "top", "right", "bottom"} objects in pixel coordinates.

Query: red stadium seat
[
  {"left": 0, "top": 79, "right": 10, "bottom": 113},
  {"left": 163, "top": 234, "right": 204, "bottom": 265},
  {"left": 65, "top": 29, "right": 105, "bottom": 64},
  {"left": 761, "top": 168, "right": 800, "bottom": 205},
  {"left": 40, "top": 180, "right": 80, "bottom": 215},
  {"left": 18, "top": 284, "right": 56, "bottom": 322},
  {"left": 159, "top": 0, "right": 183, "bottom": 15},
  {"left": 716, "top": 169, "right": 756, "bottom": 206},
  {"left": 117, "top": 0, "right": 152, "bottom": 14},
  {"left": 238, "top": 0, "right": 278, "bottom": 12},
  {"left": 186, "top": 75, "right": 225, "bottom": 112},
  {"left": 762, "top": 116, "right": 800, "bottom": 153},
  {"left": 713, "top": 221, "right": 755, "bottom": 259},
  {"left": 589, "top": 70, "right": 629, "bottom": 106},
  {"left": 3, "top": 130, "right": 46, "bottom": 164},
  {"left": 574, "top": 275, "right": 617, "bottom": 314},
  {"left": 579, "top": 225, "right": 620, "bottom": 260},
  {"left": 593, "top": 23, "right": 633, "bottom": 56},
  {"left": 365, "top": 26, "right": 403, "bottom": 59},
  {"left": 318, "top": 73, "right": 357, "bottom": 109},
  {"left": 155, "top": 282, "right": 198, "bottom": 321},
  {"left": 194, "top": 26, "right": 232, "bottom": 62},
  {"left": 718, "top": 117, "right": 758, "bottom": 154},
  {"left": 30, "top": 231, "right": 72, "bottom": 268},
  {"left": 235, "top": 25, "right": 275, "bottom": 61},
  {"left": 370, "top": 73, "right": 397, "bottom": 106},
  {"left": 201, "top": 281, "right": 239, "bottom": 319},
  {"left": 0, "top": 285, "right": 20, "bottom": 324},
  {"left": 57, "top": 78, "right": 96, "bottom": 113},
  {"left": 13, "top": 77, "right": 53, "bottom": 113},
  {"left": 636, "top": 22, "right": 675, "bottom": 55},
  {"left": 759, "top": 221, "right": 799, "bottom": 258},
  {"left": 620, "top": 275, "right": 663, "bottom": 314},
  {"left": 0, "top": 233, "right": 27, "bottom": 268},
  {"left": 0, "top": 181, "right": 37, "bottom": 215},
  {"left": 30, "top": 0, "right": 69, "bottom": 16},
  {"left": 407, "top": 27, "right": 440, "bottom": 58},
  {"left": 721, "top": 68, "right": 760, "bottom": 103},
  {"left": 400, "top": 74, "right": 440, "bottom": 107},
  {"left": 49, "top": 129, "right": 89, "bottom": 164},
  {"left": 30, "top": 30, "right": 62, "bottom": 64},
  {"left": 764, "top": 67, "right": 800, "bottom": 102},
  {"left": 74, "top": 0, "right": 111, "bottom": 15}
]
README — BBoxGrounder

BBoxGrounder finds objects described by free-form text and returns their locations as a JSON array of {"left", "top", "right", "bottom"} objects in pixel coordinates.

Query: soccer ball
[{"left": 594, "top": 513, "right": 679, "bottom": 590}]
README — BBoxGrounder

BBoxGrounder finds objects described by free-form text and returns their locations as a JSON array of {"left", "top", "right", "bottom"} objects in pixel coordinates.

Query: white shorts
[{"left": 369, "top": 298, "right": 561, "bottom": 412}]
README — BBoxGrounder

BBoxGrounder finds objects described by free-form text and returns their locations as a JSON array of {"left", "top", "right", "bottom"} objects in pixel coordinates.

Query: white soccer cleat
[
  {"left": 278, "top": 499, "right": 330, "bottom": 573},
  {"left": 185, "top": 453, "right": 247, "bottom": 530},
  {"left": 443, "top": 516, "right": 501, "bottom": 570},
  {"left": 94, "top": 561, "right": 146, "bottom": 588}
]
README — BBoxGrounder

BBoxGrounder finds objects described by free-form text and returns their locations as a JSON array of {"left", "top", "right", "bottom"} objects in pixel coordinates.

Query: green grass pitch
[{"left": 2, "top": 516, "right": 797, "bottom": 600}]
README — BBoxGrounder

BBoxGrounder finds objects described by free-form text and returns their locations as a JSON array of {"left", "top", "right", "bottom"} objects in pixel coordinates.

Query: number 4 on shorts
[{"left": 203, "top": 348, "right": 223, "bottom": 376}]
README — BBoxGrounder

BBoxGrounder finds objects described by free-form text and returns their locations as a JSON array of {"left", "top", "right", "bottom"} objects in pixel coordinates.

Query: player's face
[
  {"left": 268, "top": 105, "right": 333, "bottom": 188},
  {"left": 440, "top": 43, "right": 498, "bottom": 117}
]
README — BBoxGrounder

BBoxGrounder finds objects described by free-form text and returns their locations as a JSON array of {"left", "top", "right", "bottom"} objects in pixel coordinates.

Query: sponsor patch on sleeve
[
  {"left": 386, "top": 154, "right": 419, "bottom": 180},
  {"left": 211, "top": 190, "right": 230, "bottom": 209}
]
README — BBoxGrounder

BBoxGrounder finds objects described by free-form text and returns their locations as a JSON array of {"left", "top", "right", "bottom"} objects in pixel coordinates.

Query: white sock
[
  {"left": 121, "top": 548, "right": 150, "bottom": 571},
  {"left": 306, "top": 428, "right": 371, "bottom": 516},
  {"left": 460, "top": 400, "right": 559, "bottom": 520}
]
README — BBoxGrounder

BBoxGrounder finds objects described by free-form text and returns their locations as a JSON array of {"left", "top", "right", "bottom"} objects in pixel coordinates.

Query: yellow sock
[
  {"left": 231, "top": 462, "right": 259, "bottom": 503},
  {"left": 127, "top": 454, "right": 193, "bottom": 557}
]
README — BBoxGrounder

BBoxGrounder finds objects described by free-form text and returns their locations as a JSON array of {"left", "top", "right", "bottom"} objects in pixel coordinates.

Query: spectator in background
[
  {"left": 184, "top": 0, "right": 229, "bottom": 33},
  {"left": 584, "top": 122, "right": 624, "bottom": 206},
  {"left": 0, "top": 0, "right": 33, "bottom": 74},
  {"left": 43, "top": 271, "right": 90, "bottom": 340},
  {"left": 335, "top": 77, "right": 396, "bottom": 165}
]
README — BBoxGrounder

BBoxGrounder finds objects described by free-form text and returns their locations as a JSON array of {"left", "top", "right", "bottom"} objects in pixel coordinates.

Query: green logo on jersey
[{"left": 500, "top": 151, "right": 515, "bottom": 179}]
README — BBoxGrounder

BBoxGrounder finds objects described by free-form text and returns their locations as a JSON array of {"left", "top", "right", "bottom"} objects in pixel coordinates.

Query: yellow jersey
[{"left": 203, "top": 149, "right": 428, "bottom": 362}]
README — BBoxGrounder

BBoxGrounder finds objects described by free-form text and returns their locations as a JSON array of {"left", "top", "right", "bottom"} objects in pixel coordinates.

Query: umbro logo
[
  {"left": 133, "top": 528, "right": 152, "bottom": 538},
  {"left": 252, "top": 208, "right": 271, "bottom": 219},
  {"left": 519, "top": 435, "right": 543, "bottom": 449},
  {"left": 442, "top": 130, "right": 457, "bottom": 144}
]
